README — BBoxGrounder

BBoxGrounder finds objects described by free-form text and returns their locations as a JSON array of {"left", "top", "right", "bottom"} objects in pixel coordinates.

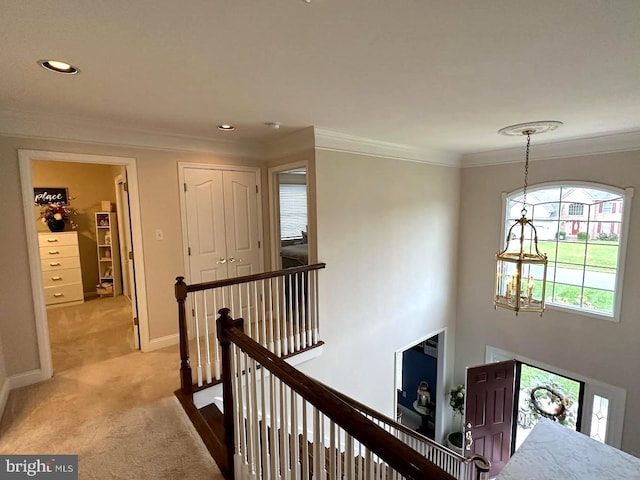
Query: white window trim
[
  {"left": 486, "top": 345, "right": 626, "bottom": 449},
  {"left": 500, "top": 181, "right": 634, "bottom": 322}
]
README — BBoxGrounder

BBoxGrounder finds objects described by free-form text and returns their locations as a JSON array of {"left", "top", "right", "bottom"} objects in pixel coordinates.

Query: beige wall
[
  {"left": 0, "top": 134, "right": 263, "bottom": 375},
  {"left": 32, "top": 161, "right": 118, "bottom": 295},
  {"left": 456, "top": 150, "right": 640, "bottom": 455},
  {"left": 299, "top": 149, "right": 461, "bottom": 421}
]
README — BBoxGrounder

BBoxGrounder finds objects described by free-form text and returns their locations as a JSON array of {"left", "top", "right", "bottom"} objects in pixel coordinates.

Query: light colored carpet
[{"left": 0, "top": 297, "right": 224, "bottom": 479}]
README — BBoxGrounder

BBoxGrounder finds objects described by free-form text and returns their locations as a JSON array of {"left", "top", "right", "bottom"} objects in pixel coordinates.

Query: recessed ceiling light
[
  {"left": 39, "top": 59, "right": 78, "bottom": 74},
  {"left": 217, "top": 124, "right": 236, "bottom": 131},
  {"left": 265, "top": 122, "right": 281, "bottom": 129}
]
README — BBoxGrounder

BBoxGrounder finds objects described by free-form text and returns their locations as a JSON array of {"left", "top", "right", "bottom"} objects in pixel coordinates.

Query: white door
[
  {"left": 184, "top": 168, "right": 228, "bottom": 284},
  {"left": 183, "top": 167, "right": 262, "bottom": 321},
  {"left": 115, "top": 174, "right": 140, "bottom": 349}
]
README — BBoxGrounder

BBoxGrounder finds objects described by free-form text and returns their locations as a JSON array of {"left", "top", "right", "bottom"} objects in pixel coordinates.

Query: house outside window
[{"left": 503, "top": 183, "right": 633, "bottom": 321}]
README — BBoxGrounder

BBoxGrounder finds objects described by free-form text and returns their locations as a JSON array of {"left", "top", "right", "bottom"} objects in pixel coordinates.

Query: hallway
[{"left": 0, "top": 297, "right": 222, "bottom": 479}]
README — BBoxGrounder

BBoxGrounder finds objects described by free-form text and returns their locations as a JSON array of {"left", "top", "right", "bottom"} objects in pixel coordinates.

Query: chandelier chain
[{"left": 522, "top": 132, "right": 531, "bottom": 216}]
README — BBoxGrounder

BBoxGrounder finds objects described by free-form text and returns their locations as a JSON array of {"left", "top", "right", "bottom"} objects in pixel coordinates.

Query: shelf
[{"left": 100, "top": 258, "right": 113, "bottom": 262}]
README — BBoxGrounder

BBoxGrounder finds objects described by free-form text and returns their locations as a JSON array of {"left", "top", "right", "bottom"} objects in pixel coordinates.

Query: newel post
[
  {"left": 175, "top": 276, "right": 193, "bottom": 395},
  {"left": 217, "top": 308, "right": 244, "bottom": 480}
]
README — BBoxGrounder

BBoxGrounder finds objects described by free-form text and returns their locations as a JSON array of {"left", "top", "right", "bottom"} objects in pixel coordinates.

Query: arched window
[{"left": 503, "top": 183, "right": 633, "bottom": 320}]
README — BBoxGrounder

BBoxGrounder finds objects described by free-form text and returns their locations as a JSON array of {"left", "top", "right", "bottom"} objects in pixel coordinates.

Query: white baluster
[
  {"left": 269, "top": 375, "right": 279, "bottom": 480},
  {"left": 301, "top": 400, "right": 310, "bottom": 480},
  {"left": 260, "top": 280, "right": 268, "bottom": 350},
  {"left": 275, "top": 277, "right": 283, "bottom": 357},
  {"left": 287, "top": 274, "right": 294, "bottom": 354},
  {"left": 290, "top": 389, "right": 300, "bottom": 480},
  {"left": 249, "top": 358, "right": 261, "bottom": 478},
  {"left": 312, "top": 270, "right": 319, "bottom": 345},
  {"left": 203, "top": 290, "right": 212, "bottom": 384},
  {"left": 194, "top": 292, "right": 203, "bottom": 387},
  {"left": 267, "top": 279, "right": 275, "bottom": 353},
  {"left": 293, "top": 273, "right": 300, "bottom": 352},
  {"left": 345, "top": 434, "right": 355, "bottom": 479},
  {"left": 212, "top": 290, "right": 221, "bottom": 380},
  {"left": 259, "top": 363, "right": 271, "bottom": 480},
  {"left": 329, "top": 422, "right": 336, "bottom": 479},
  {"left": 301, "top": 272, "right": 308, "bottom": 349}
]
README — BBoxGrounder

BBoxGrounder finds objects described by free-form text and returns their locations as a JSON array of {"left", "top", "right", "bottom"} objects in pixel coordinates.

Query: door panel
[
  {"left": 466, "top": 359, "right": 515, "bottom": 478},
  {"left": 184, "top": 168, "right": 228, "bottom": 284},
  {"left": 223, "top": 170, "right": 261, "bottom": 279}
]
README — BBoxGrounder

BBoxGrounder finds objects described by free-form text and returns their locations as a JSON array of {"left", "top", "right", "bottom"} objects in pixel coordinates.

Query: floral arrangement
[
  {"left": 526, "top": 385, "right": 574, "bottom": 426},
  {"left": 38, "top": 203, "right": 78, "bottom": 230},
  {"left": 449, "top": 384, "right": 465, "bottom": 416}
]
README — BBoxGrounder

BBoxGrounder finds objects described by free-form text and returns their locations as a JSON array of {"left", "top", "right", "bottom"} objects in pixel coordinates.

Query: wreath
[{"left": 528, "top": 386, "right": 568, "bottom": 423}]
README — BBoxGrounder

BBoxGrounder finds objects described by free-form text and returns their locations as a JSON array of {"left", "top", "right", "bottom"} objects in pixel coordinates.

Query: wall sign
[{"left": 34, "top": 187, "right": 69, "bottom": 205}]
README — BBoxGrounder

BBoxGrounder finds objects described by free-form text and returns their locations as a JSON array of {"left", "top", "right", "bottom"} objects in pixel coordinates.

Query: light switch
[{"left": 155, "top": 229, "right": 164, "bottom": 241}]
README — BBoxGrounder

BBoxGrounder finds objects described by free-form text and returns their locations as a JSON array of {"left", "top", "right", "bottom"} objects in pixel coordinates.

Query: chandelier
[{"left": 494, "top": 121, "right": 562, "bottom": 315}]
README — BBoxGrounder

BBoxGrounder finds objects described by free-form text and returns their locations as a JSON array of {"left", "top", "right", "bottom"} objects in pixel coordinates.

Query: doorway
[
  {"left": 268, "top": 162, "right": 311, "bottom": 270},
  {"left": 395, "top": 331, "right": 444, "bottom": 442},
  {"left": 19, "top": 150, "right": 150, "bottom": 381}
]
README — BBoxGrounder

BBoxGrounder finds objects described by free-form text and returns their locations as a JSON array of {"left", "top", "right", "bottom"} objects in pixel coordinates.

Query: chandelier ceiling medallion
[{"left": 494, "top": 121, "right": 563, "bottom": 315}]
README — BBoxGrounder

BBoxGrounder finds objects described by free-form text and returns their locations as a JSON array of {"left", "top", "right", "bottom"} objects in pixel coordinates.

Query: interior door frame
[
  {"left": 177, "top": 162, "right": 265, "bottom": 285},
  {"left": 18, "top": 149, "right": 152, "bottom": 381},
  {"left": 267, "top": 160, "right": 311, "bottom": 270},
  {"left": 393, "top": 327, "right": 448, "bottom": 444}
]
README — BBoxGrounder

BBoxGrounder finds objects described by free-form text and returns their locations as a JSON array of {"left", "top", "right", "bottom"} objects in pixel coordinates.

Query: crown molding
[
  {"left": 314, "top": 128, "right": 461, "bottom": 167},
  {"left": 0, "top": 109, "right": 264, "bottom": 159},
  {"left": 462, "top": 130, "right": 640, "bottom": 168}
]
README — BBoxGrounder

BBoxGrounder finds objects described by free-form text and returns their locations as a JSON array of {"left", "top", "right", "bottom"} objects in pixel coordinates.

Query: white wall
[
  {"left": 299, "top": 149, "right": 461, "bottom": 419},
  {"left": 456, "top": 150, "right": 640, "bottom": 455}
]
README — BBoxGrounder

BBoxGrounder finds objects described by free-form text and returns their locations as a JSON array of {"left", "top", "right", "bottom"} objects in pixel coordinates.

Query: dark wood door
[{"left": 465, "top": 360, "right": 515, "bottom": 477}]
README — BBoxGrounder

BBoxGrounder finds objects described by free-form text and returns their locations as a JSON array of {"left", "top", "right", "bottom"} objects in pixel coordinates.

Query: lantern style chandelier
[{"left": 494, "top": 121, "right": 562, "bottom": 315}]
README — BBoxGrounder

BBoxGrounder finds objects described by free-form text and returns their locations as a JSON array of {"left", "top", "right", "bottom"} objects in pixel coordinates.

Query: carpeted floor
[{"left": 0, "top": 296, "right": 223, "bottom": 479}]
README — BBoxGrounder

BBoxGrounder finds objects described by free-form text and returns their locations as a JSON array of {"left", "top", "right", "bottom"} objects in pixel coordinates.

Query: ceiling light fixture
[
  {"left": 217, "top": 124, "right": 235, "bottom": 131},
  {"left": 494, "top": 121, "right": 562, "bottom": 316},
  {"left": 39, "top": 59, "right": 78, "bottom": 74}
]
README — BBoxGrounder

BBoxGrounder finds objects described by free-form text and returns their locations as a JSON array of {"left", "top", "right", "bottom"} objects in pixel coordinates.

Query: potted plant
[
  {"left": 447, "top": 384, "right": 465, "bottom": 454},
  {"left": 38, "top": 202, "right": 78, "bottom": 232}
]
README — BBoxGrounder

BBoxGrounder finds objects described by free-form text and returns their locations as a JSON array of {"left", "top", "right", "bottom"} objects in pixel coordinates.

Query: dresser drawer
[
  {"left": 44, "top": 283, "right": 84, "bottom": 305},
  {"left": 41, "top": 256, "right": 81, "bottom": 272},
  {"left": 38, "top": 232, "right": 79, "bottom": 247},
  {"left": 39, "top": 245, "right": 80, "bottom": 259},
  {"left": 41, "top": 268, "right": 82, "bottom": 288}
]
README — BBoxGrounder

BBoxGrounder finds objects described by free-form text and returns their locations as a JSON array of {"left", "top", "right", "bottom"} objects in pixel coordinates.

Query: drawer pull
[
  {"left": 49, "top": 262, "right": 61, "bottom": 266},
  {"left": 51, "top": 276, "right": 63, "bottom": 281},
  {"left": 53, "top": 293, "right": 64, "bottom": 298},
  {"left": 48, "top": 250, "right": 60, "bottom": 255},
  {"left": 47, "top": 238, "right": 59, "bottom": 243}
]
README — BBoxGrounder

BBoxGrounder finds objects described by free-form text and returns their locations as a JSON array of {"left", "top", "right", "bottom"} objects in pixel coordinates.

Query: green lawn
[
  {"left": 538, "top": 241, "right": 618, "bottom": 269},
  {"left": 547, "top": 283, "right": 614, "bottom": 313}
]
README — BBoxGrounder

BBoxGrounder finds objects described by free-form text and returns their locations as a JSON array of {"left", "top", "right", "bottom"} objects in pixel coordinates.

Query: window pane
[
  {"left": 586, "top": 244, "right": 618, "bottom": 269},
  {"left": 590, "top": 395, "right": 610, "bottom": 443},
  {"left": 581, "top": 287, "right": 614, "bottom": 314}
]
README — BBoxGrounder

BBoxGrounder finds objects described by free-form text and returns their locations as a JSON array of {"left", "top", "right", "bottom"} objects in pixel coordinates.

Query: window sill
[{"left": 545, "top": 303, "right": 619, "bottom": 322}]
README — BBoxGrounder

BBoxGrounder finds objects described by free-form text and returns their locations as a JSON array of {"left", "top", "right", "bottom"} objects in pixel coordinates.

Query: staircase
[{"left": 174, "top": 266, "right": 490, "bottom": 479}]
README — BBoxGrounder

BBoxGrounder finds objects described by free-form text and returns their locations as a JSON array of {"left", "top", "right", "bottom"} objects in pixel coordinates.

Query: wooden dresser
[{"left": 39, "top": 231, "right": 84, "bottom": 307}]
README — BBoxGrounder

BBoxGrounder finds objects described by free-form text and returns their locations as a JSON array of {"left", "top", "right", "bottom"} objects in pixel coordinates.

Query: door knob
[
  {"left": 216, "top": 258, "right": 227, "bottom": 264},
  {"left": 228, "top": 257, "right": 236, "bottom": 263}
]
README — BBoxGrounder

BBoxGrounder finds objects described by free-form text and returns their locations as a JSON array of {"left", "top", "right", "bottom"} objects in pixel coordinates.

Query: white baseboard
[
  {"left": 8, "top": 369, "right": 45, "bottom": 389},
  {"left": 145, "top": 333, "right": 179, "bottom": 351},
  {"left": 0, "top": 378, "right": 10, "bottom": 419}
]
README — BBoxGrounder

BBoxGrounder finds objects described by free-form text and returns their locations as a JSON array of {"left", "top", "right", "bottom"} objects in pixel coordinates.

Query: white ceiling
[{"left": 1, "top": 1, "right": 639, "bottom": 160}]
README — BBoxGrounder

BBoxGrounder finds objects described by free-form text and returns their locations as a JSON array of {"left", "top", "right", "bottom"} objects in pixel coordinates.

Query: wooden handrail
[
  {"left": 322, "top": 383, "right": 490, "bottom": 477},
  {"left": 218, "top": 311, "right": 456, "bottom": 480},
  {"left": 186, "top": 263, "right": 326, "bottom": 293}
]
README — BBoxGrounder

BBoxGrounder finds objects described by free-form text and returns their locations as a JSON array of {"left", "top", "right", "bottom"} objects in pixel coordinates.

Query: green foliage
[
  {"left": 449, "top": 384, "right": 464, "bottom": 416},
  {"left": 597, "top": 232, "right": 619, "bottom": 241},
  {"left": 577, "top": 232, "right": 589, "bottom": 241}
]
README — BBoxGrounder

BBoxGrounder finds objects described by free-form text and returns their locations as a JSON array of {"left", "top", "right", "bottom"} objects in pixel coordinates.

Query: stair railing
[
  {"left": 175, "top": 263, "right": 326, "bottom": 394},
  {"left": 323, "top": 384, "right": 490, "bottom": 480},
  {"left": 217, "top": 308, "right": 462, "bottom": 480}
]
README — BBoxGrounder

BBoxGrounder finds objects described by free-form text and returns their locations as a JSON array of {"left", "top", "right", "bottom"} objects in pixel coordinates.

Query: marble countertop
[{"left": 497, "top": 418, "right": 640, "bottom": 480}]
